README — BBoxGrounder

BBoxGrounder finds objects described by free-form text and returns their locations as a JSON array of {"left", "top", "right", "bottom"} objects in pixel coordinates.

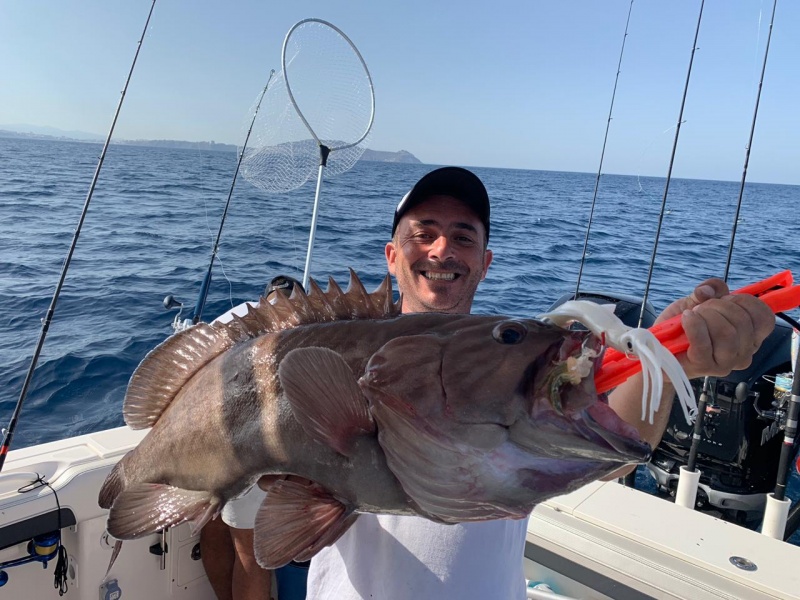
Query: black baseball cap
[{"left": 391, "top": 167, "right": 490, "bottom": 240}]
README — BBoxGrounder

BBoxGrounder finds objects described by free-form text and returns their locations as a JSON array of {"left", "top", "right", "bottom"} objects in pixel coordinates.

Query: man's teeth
[{"left": 422, "top": 272, "right": 456, "bottom": 281}]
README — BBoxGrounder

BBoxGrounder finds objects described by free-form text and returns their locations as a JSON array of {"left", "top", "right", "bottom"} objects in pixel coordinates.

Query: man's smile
[{"left": 420, "top": 271, "right": 460, "bottom": 281}]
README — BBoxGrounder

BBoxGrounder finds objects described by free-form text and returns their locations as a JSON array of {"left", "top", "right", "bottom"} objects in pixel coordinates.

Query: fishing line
[
  {"left": 637, "top": 0, "right": 706, "bottom": 328},
  {"left": 0, "top": 0, "right": 158, "bottom": 472},
  {"left": 240, "top": 19, "right": 375, "bottom": 289},
  {"left": 634, "top": 123, "right": 678, "bottom": 194},
  {"left": 199, "top": 201, "right": 235, "bottom": 311},
  {"left": 723, "top": 1, "right": 776, "bottom": 283},
  {"left": 191, "top": 70, "right": 276, "bottom": 324},
  {"left": 215, "top": 255, "right": 236, "bottom": 311},
  {"left": 574, "top": 0, "right": 635, "bottom": 298}
]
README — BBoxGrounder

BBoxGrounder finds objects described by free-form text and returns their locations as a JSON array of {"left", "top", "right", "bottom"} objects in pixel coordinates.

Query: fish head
[{"left": 359, "top": 315, "right": 650, "bottom": 521}]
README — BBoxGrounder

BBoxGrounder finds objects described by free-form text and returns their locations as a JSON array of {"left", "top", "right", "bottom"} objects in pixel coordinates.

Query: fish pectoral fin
[
  {"left": 106, "top": 483, "right": 219, "bottom": 540},
  {"left": 279, "top": 346, "right": 375, "bottom": 456},
  {"left": 253, "top": 478, "right": 357, "bottom": 569}
]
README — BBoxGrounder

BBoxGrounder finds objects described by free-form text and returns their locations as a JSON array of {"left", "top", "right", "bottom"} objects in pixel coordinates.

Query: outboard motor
[{"left": 546, "top": 291, "right": 797, "bottom": 522}]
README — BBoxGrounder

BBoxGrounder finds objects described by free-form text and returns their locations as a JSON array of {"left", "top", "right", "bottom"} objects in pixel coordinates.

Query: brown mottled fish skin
[
  {"left": 110, "top": 319, "right": 410, "bottom": 508},
  {"left": 98, "top": 272, "right": 650, "bottom": 567}
]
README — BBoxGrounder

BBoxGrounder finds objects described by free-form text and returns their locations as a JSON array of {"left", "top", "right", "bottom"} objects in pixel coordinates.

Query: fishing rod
[
  {"left": 782, "top": 364, "right": 800, "bottom": 538},
  {"left": 677, "top": 0, "right": 779, "bottom": 511},
  {"left": 637, "top": 0, "right": 705, "bottom": 330},
  {"left": 574, "top": 0, "right": 635, "bottom": 299},
  {"left": 765, "top": 338, "right": 799, "bottom": 538},
  {"left": 191, "top": 69, "right": 276, "bottom": 325},
  {"left": 0, "top": 0, "right": 158, "bottom": 473}
]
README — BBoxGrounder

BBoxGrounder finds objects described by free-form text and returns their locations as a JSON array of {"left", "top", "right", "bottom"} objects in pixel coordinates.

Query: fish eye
[{"left": 493, "top": 321, "right": 527, "bottom": 345}]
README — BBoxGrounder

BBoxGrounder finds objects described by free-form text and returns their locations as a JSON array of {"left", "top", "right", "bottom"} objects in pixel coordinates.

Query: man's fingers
[
  {"left": 682, "top": 306, "right": 745, "bottom": 375},
  {"left": 680, "top": 309, "right": 713, "bottom": 374},
  {"left": 681, "top": 294, "right": 772, "bottom": 376},
  {"left": 689, "top": 283, "right": 719, "bottom": 305},
  {"left": 657, "top": 278, "right": 730, "bottom": 325},
  {"left": 734, "top": 294, "right": 778, "bottom": 346},
  {"left": 700, "top": 299, "right": 754, "bottom": 370}
]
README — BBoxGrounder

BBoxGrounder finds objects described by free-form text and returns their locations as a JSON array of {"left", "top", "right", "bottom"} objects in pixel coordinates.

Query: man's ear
[
  {"left": 481, "top": 249, "right": 493, "bottom": 280},
  {"left": 385, "top": 241, "right": 397, "bottom": 276}
]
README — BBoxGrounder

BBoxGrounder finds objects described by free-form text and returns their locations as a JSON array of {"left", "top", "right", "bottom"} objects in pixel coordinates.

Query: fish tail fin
[
  {"left": 253, "top": 478, "right": 357, "bottom": 569},
  {"left": 107, "top": 483, "right": 220, "bottom": 539},
  {"left": 99, "top": 460, "right": 127, "bottom": 509}
]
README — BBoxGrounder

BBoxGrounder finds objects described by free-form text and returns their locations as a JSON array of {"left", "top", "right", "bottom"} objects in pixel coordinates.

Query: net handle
[{"left": 281, "top": 18, "right": 375, "bottom": 152}]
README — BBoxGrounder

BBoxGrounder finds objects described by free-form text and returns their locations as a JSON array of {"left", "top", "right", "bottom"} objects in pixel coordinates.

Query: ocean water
[{"left": 1, "top": 136, "right": 799, "bottom": 525}]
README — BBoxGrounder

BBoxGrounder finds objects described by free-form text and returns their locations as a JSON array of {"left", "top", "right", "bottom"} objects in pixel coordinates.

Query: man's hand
[{"left": 656, "top": 278, "right": 775, "bottom": 379}]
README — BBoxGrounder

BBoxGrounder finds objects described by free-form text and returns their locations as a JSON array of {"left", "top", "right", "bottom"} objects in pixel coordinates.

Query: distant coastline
[{"left": 0, "top": 128, "right": 422, "bottom": 164}]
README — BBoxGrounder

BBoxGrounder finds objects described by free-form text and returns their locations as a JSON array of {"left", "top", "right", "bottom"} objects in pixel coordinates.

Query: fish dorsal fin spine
[
  {"left": 307, "top": 278, "right": 337, "bottom": 320},
  {"left": 124, "top": 324, "right": 236, "bottom": 429},
  {"left": 122, "top": 272, "right": 399, "bottom": 430},
  {"left": 238, "top": 270, "right": 400, "bottom": 333}
]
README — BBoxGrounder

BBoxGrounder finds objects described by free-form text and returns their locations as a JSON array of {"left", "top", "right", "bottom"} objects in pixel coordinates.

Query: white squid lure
[{"left": 538, "top": 301, "right": 698, "bottom": 425}]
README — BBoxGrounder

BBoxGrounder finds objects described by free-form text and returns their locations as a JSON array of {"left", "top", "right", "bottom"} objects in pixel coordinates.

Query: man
[
  {"left": 305, "top": 166, "right": 775, "bottom": 599},
  {"left": 202, "top": 275, "right": 308, "bottom": 600}
]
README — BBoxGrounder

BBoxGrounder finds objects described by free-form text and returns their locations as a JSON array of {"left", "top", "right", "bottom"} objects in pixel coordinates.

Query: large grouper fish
[{"left": 99, "top": 270, "right": 651, "bottom": 568}]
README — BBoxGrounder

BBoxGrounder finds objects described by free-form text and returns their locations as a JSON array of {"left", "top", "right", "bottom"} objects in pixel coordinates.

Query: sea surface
[{"left": 1, "top": 136, "right": 799, "bottom": 531}]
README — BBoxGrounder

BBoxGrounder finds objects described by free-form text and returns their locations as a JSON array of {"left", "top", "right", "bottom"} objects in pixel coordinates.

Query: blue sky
[{"left": 2, "top": 1, "right": 799, "bottom": 184}]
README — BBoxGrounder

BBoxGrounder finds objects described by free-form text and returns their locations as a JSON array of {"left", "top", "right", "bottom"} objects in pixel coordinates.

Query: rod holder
[
  {"left": 675, "top": 465, "right": 701, "bottom": 509},
  {"left": 762, "top": 493, "right": 790, "bottom": 539}
]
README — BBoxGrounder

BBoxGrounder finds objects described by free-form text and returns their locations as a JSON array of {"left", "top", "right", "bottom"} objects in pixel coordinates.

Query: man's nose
[{"left": 429, "top": 235, "right": 454, "bottom": 261}]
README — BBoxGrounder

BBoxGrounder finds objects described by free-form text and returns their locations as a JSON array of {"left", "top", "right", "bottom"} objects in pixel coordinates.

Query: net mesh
[{"left": 241, "top": 20, "right": 374, "bottom": 194}]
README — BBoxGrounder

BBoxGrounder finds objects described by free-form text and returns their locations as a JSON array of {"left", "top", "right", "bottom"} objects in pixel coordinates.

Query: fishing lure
[{"left": 539, "top": 301, "right": 696, "bottom": 427}]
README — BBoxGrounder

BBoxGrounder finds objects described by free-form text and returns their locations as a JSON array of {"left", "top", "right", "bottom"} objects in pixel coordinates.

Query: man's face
[{"left": 385, "top": 195, "right": 493, "bottom": 314}]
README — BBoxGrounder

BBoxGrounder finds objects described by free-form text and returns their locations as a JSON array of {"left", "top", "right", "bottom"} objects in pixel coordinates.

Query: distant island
[
  {"left": 0, "top": 127, "right": 422, "bottom": 164},
  {"left": 359, "top": 149, "right": 420, "bottom": 164}
]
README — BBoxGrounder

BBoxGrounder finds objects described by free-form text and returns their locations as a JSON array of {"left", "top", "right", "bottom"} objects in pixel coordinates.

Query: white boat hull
[
  {"left": 525, "top": 480, "right": 800, "bottom": 599},
  {"left": 0, "top": 427, "right": 214, "bottom": 599}
]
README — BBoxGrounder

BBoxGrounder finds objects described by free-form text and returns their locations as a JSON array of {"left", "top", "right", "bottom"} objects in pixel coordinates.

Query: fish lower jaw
[{"left": 583, "top": 405, "right": 651, "bottom": 461}]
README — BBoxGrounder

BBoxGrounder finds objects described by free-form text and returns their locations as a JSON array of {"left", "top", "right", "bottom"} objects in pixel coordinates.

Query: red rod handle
[{"left": 595, "top": 271, "right": 799, "bottom": 393}]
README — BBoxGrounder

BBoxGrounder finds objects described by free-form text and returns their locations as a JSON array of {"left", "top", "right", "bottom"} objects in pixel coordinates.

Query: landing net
[
  {"left": 239, "top": 19, "right": 375, "bottom": 288},
  {"left": 240, "top": 19, "right": 374, "bottom": 193}
]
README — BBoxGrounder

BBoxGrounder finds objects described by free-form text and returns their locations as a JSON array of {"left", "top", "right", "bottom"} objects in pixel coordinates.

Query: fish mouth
[
  {"left": 516, "top": 329, "right": 651, "bottom": 463},
  {"left": 581, "top": 403, "right": 651, "bottom": 461},
  {"left": 552, "top": 334, "right": 651, "bottom": 462}
]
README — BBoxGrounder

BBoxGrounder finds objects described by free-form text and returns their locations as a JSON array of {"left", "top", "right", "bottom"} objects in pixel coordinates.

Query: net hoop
[{"left": 281, "top": 18, "right": 375, "bottom": 152}]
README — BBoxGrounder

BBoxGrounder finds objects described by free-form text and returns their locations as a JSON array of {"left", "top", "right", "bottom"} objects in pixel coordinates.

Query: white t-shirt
[{"left": 306, "top": 514, "right": 528, "bottom": 600}]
